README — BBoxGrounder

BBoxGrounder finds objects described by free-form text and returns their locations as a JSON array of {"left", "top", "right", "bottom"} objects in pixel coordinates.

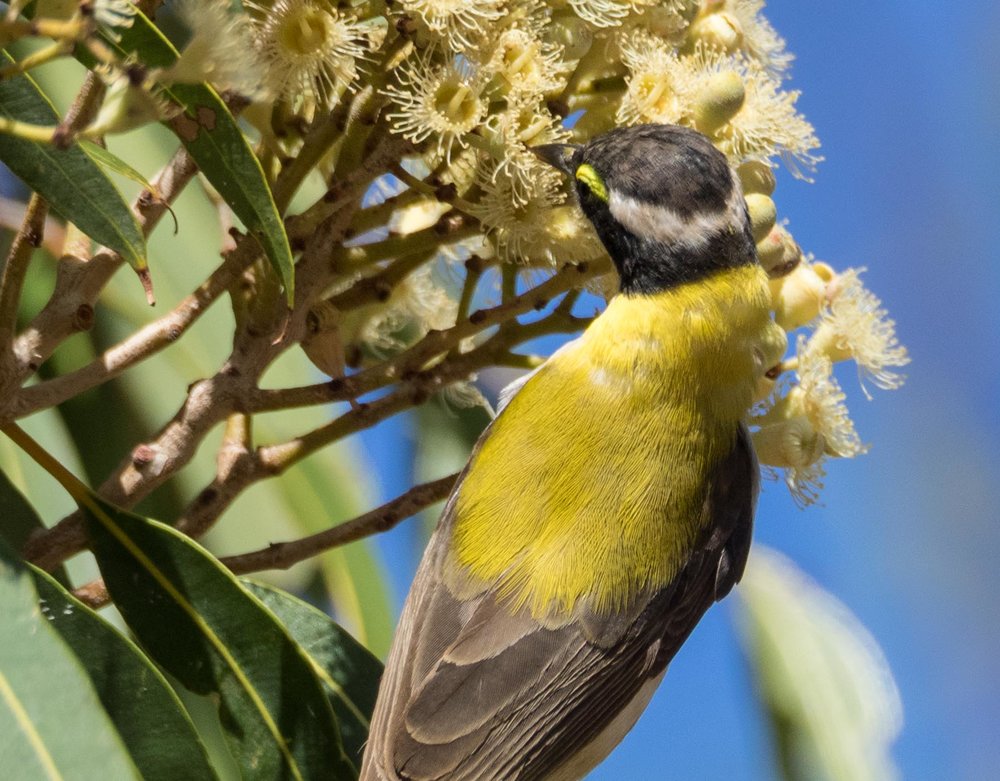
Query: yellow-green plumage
[
  {"left": 450, "top": 264, "right": 781, "bottom": 619},
  {"left": 362, "top": 124, "right": 784, "bottom": 781}
]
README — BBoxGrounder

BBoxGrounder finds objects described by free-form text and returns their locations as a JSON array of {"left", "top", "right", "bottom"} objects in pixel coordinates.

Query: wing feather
[{"left": 361, "top": 426, "right": 757, "bottom": 781}]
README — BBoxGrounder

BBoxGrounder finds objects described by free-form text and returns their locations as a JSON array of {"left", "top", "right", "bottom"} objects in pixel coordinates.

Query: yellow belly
[{"left": 449, "top": 265, "right": 782, "bottom": 620}]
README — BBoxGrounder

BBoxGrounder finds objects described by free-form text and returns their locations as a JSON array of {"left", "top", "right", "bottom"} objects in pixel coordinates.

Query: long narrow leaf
[
  {"left": 737, "top": 547, "right": 903, "bottom": 781},
  {"left": 80, "top": 140, "right": 164, "bottom": 201},
  {"left": 274, "top": 454, "right": 396, "bottom": 657},
  {"left": 85, "top": 11, "right": 294, "bottom": 302},
  {"left": 0, "top": 50, "right": 147, "bottom": 272},
  {"left": 245, "top": 580, "right": 384, "bottom": 769},
  {"left": 0, "top": 468, "right": 71, "bottom": 587},
  {"left": 81, "top": 493, "right": 355, "bottom": 780},
  {"left": 0, "top": 537, "right": 139, "bottom": 780},
  {"left": 30, "top": 568, "right": 218, "bottom": 781}
]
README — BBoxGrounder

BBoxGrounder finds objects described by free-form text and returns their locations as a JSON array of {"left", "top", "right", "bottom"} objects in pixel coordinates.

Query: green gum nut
[
  {"left": 738, "top": 160, "right": 776, "bottom": 195},
  {"left": 693, "top": 70, "right": 745, "bottom": 135},
  {"left": 690, "top": 12, "right": 743, "bottom": 53},
  {"left": 745, "top": 193, "right": 777, "bottom": 243},
  {"left": 769, "top": 262, "right": 826, "bottom": 331},
  {"left": 756, "top": 225, "right": 785, "bottom": 273}
]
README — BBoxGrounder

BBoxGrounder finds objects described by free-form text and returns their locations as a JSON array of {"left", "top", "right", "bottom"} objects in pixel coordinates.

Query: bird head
[{"left": 534, "top": 124, "right": 757, "bottom": 294}]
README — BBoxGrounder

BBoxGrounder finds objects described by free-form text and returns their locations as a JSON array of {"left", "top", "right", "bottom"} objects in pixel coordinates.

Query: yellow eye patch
[{"left": 575, "top": 163, "right": 608, "bottom": 202}]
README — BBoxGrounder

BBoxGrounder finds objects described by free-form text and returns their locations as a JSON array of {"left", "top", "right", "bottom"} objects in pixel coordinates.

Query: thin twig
[
  {"left": 0, "top": 146, "right": 198, "bottom": 408},
  {"left": 71, "top": 471, "right": 458, "bottom": 609},
  {"left": 20, "top": 141, "right": 394, "bottom": 569},
  {"left": 0, "top": 194, "right": 47, "bottom": 349},
  {"left": 248, "top": 260, "right": 602, "bottom": 413},
  {"left": 53, "top": 71, "right": 106, "bottom": 147},
  {"left": 13, "top": 241, "right": 257, "bottom": 416},
  {"left": 330, "top": 218, "right": 479, "bottom": 275},
  {"left": 222, "top": 473, "right": 459, "bottom": 574},
  {"left": 0, "top": 197, "right": 65, "bottom": 255}
]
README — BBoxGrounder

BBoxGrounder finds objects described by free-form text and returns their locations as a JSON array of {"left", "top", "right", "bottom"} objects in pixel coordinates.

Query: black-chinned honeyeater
[{"left": 360, "top": 124, "right": 787, "bottom": 780}]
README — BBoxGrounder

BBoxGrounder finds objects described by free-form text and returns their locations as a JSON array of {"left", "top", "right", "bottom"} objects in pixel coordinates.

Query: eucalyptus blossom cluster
[{"left": 12, "top": 0, "right": 907, "bottom": 505}]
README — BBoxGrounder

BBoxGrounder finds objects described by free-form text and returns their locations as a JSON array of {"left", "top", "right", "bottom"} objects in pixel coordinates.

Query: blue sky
[
  {"left": 1, "top": 2, "right": 994, "bottom": 778},
  {"left": 366, "top": 2, "right": 1000, "bottom": 778}
]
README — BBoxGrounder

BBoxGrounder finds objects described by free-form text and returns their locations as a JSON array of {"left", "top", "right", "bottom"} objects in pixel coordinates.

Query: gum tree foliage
[{"left": 0, "top": 1, "right": 905, "bottom": 778}]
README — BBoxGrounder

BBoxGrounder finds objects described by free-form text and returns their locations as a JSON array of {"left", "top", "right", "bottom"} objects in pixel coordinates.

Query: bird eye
[{"left": 575, "top": 164, "right": 609, "bottom": 203}]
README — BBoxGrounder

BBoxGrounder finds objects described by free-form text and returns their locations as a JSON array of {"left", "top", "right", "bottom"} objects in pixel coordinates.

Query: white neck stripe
[{"left": 607, "top": 185, "right": 746, "bottom": 250}]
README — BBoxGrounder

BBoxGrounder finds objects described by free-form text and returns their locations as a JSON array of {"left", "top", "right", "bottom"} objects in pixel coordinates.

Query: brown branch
[
  {"left": 21, "top": 141, "right": 396, "bottom": 570},
  {"left": 71, "top": 471, "right": 458, "bottom": 610},
  {"left": 73, "top": 580, "right": 107, "bottom": 609},
  {"left": 0, "top": 197, "right": 65, "bottom": 255},
  {"left": 13, "top": 239, "right": 256, "bottom": 416},
  {"left": 0, "top": 194, "right": 47, "bottom": 350},
  {"left": 0, "top": 146, "right": 198, "bottom": 408},
  {"left": 21, "top": 372, "right": 241, "bottom": 570},
  {"left": 247, "top": 259, "right": 603, "bottom": 413},
  {"left": 169, "top": 290, "right": 593, "bottom": 544},
  {"left": 52, "top": 71, "right": 105, "bottom": 147},
  {"left": 222, "top": 473, "right": 459, "bottom": 574}
]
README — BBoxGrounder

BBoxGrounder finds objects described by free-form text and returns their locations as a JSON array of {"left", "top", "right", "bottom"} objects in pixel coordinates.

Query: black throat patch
[{"left": 583, "top": 194, "right": 758, "bottom": 294}]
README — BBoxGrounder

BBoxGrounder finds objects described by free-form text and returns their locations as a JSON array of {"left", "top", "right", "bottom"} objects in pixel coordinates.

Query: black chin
[{"left": 583, "top": 202, "right": 758, "bottom": 294}]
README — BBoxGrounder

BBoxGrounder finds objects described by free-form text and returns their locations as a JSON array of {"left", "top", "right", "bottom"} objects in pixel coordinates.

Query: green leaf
[
  {"left": 0, "top": 466, "right": 49, "bottom": 559},
  {"left": 80, "top": 139, "right": 165, "bottom": 202},
  {"left": 736, "top": 547, "right": 903, "bottom": 781},
  {"left": 30, "top": 567, "right": 218, "bottom": 781},
  {"left": 80, "top": 492, "right": 356, "bottom": 780},
  {"left": 0, "top": 50, "right": 147, "bottom": 272},
  {"left": 0, "top": 468, "right": 70, "bottom": 588},
  {"left": 0, "top": 537, "right": 140, "bottom": 781},
  {"left": 274, "top": 454, "right": 396, "bottom": 657},
  {"left": 89, "top": 11, "right": 294, "bottom": 303},
  {"left": 244, "top": 580, "right": 384, "bottom": 769}
]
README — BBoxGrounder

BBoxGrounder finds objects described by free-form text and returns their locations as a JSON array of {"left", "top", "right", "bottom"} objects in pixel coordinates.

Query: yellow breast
[{"left": 448, "top": 265, "right": 782, "bottom": 620}]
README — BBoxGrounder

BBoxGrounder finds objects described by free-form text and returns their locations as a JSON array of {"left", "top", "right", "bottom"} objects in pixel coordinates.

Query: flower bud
[
  {"left": 769, "top": 261, "right": 826, "bottom": 330},
  {"left": 812, "top": 260, "right": 835, "bottom": 284},
  {"left": 692, "top": 70, "right": 745, "bottom": 134},
  {"left": 738, "top": 160, "right": 776, "bottom": 196},
  {"left": 85, "top": 76, "right": 168, "bottom": 137},
  {"left": 389, "top": 198, "right": 452, "bottom": 235},
  {"left": 806, "top": 322, "right": 853, "bottom": 365},
  {"left": 756, "top": 224, "right": 785, "bottom": 274},
  {"left": 689, "top": 11, "right": 743, "bottom": 53},
  {"left": 745, "top": 193, "right": 777, "bottom": 243},
  {"left": 753, "top": 416, "right": 826, "bottom": 469},
  {"left": 775, "top": 231, "right": 803, "bottom": 278},
  {"left": 757, "top": 225, "right": 801, "bottom": 278}
]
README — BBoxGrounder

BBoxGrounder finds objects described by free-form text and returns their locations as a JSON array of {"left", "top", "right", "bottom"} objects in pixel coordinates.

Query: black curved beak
[{"left": 531, "top": 143, "right": 582, "bottom": 175}]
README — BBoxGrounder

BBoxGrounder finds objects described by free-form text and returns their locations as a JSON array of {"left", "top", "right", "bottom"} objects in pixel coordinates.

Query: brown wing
[{"left": 361, "top": 426, "right": 757, "bottom": 781}]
